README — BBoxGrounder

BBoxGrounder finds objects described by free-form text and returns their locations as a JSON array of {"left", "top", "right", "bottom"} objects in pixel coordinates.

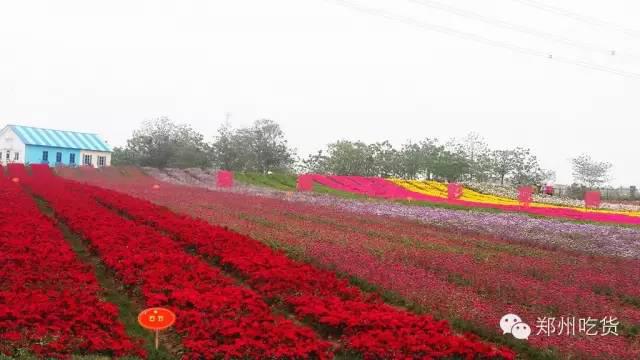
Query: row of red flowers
[
  {"left": 22, "top": 164, "right": 331, "bottom": 359},
  {"left": 0, "top": 166, "right": 143, "bottom": 359},
  {"left": 80, "top": 178, "right": 514, "bottom": 359},
  {"left": 73, "top": 168, "right": 640, "bottom": 359}
]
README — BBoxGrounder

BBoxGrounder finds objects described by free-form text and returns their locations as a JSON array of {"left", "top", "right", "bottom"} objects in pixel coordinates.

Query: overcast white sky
[{"left": 1, "top": 0, "right": 638, "bottom": 185}]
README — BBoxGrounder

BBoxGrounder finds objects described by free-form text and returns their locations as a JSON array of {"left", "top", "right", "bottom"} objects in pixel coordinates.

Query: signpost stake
[{"left": 155, "top": 330, "right": 159, "bottom": 350}]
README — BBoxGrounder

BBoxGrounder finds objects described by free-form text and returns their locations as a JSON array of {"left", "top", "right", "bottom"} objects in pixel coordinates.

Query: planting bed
[{"left": 56, "top": 166, "right": 640, "bottom": 359}]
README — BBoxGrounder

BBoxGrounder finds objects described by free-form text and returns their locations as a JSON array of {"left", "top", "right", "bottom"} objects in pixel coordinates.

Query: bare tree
[{"left": 571, "top": 154, "right": 612, "bottom": 188}]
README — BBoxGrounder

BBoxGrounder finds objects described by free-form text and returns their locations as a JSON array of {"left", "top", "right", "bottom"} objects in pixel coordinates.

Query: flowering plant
[{"left": 0, "top": 167, "right": 143, "bottom": 359}]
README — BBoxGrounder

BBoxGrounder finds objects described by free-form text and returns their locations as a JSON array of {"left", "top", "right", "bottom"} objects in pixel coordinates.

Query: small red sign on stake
[
  {"left": 216, "top": 170, "right": 234, "bottom": 188},
  {"left": 584, "top": 191, "right": 601, "bottom": 209},
  {"left": 518, "top": 186, "right": 533, "bottom": 206},
  {"left": 138, "top": 307, "right": 176, "bottom": 350},
  {"left": 447, "top": 183, "right": 463, "bottom": 200}
]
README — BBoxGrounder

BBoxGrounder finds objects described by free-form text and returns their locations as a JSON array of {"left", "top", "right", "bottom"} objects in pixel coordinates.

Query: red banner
[
  {"left": 584, "top": 191, "right": 601, "bottom": 208},
  {"left": 518, "top": 186, "right": 533, "bottom": 205},
  {"left": 296, "top": 174, "right": 313, "bottom": 192},
  {"left": 216, "top": 170, "right": 234, "bottom": 188},
  {"left": 447, "top": 183, "right": 463, "bottom": 200}
]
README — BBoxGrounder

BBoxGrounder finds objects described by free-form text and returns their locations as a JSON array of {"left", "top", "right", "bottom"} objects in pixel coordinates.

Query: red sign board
[
  {"left": 216, "top": 170, "right": 234, "bottom": 188},
  {"left": 447, "top": 183, "right": 463, "bottom": 200},
  {"left": 518, "top": 186, "right": 533, "bottom": 205},
  {"left": 296, "top": 175, "right": 313, "bottom": 192},
  {"left": 584, "top": 191, "right": 601, "bottom": 209},
  {"left": 137, "top": 307, "right": 176, "bottom": 331}
]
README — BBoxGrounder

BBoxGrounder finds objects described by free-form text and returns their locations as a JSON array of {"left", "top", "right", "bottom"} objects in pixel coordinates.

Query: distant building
[{"left": 0, "top": 124, "right": 112, "bottom": 167}]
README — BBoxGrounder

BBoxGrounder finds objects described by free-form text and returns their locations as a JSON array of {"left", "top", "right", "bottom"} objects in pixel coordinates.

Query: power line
[
  {"left": 323, "top": 0, "right": 640, "bottom": 80},
  {"left": 405, "top": 0, "right": 637, "bottom": 59},
  {"left": 508, "top": 0, "right": 640, "bottom": 39}
]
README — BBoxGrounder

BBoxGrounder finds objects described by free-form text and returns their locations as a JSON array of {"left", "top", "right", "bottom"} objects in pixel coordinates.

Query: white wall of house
[
  {"left": 79, "top": 150, "right": 112, "bottom": 167},
  {"left": 0, "top": 126, "right": 26, "bottom": 165}
]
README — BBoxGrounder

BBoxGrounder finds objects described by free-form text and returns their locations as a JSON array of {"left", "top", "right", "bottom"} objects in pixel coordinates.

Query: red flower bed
[
  {"left": 80, "top": 182, "right": 513, "bottom": 359},
  {"left": 0, "top": 167, "right": 142, "bottom": 359},
  {"left": 23, "top": 165, "right": 331, "bottom": 359},
  {"left": 71, "top": 170, "right": 640, "bottom": 359}
]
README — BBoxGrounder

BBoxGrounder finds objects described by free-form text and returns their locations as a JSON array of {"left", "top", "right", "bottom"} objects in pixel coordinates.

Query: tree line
[
  {"left": 113, "top": 117, "right": 612, "bottom": 187},
  {"left": 113, "top": 118, "right": 294, "bottom": 172}
]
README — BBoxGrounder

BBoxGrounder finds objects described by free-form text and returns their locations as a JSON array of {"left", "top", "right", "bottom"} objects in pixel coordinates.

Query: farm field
[
  {"left": 53, "top": 166, "right": 640, "bottom": 359},
  {"left": 2, "top": 164, "right": 514, "bottom": 359}
]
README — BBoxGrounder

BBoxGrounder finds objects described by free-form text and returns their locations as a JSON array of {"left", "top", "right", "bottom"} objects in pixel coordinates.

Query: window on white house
[
  {"left": 5, "top": 152, "right": 9, "bottom": 161},
  {"left": 42, "top": 151, "right": 49, "bottom": 162},
  {"left": 97, "top": 156, "right": 106, "bottom": 167},
  {"left": 83, "top": 154, "right": 92, "bottom": 166},
  {"left": 69, "top": 153, "right": 76, "bottom": 164},
  {"left": 14, "top": 152, "right": 19, "bottom": 161},
  {"left": 56, "top": 152, "right": 62, "bottom": 163}
]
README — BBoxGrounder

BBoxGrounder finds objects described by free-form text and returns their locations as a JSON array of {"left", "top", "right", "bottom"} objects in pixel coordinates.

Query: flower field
[
  {"left": 462, "top": 182, "right": 640, "bottom": 212},
  {"left": 56, "top": 166, "right": 640, "bottom": 359},
  {"left": 22, "top": 165, "right": 333, "bottom": 359},
  {"left": 0, "top": 166, "right": 142, "bottom": 359},
  {"left": 1, "top": 164, "right": 516, "bottom": 359},
  {"left": 393, "top": 180, "right": 640, "bottom": 215},
  {"left": 308, "top": 175, "right": 640, "bottom": 225}
]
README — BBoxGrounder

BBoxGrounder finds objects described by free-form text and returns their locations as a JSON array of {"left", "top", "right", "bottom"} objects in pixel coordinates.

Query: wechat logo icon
[{"left": 500, "top": 313, "right": 531, "bottom": 340}]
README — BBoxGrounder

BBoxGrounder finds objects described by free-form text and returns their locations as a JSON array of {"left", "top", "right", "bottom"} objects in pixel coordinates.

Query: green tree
[
  {"left": 398, "top": 141, "right": 423, "bottom": 179},
  {"left": 395, "top": 138, "right": 440, "bottom": 179},
  {"left": 489, "top": 149, "right": 517, "bottom": 185},
  {"left": 488, "top": 147, "right": 545, "bottom": 185},
  {"left": 112, "top": 117, "right": 211, "bottom": 168},
  {"left": 510, "top": 148, "right": 544, "bottom": 185},
  {"left": 211, "top": 119, "right": 295, "bottom": 173},
  {"left": 322, "top": 140, "right": 375, "bottom": 176},
  {"left": 210, "top": 123, "right": 243, "bottom": 171},
  {"left": 457, "top": 132, "right": 492, "bottom": 182},
  {"left": 430, "top": 147, "right": 470, "bottom": 182},
  {"left": 370, "top": 141, "right": 401, "bottom": 177}
]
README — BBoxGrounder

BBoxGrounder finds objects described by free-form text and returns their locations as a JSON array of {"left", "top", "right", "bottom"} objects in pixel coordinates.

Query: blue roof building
[{"left": 0, "top": 124, "right": 112, "bottom": 167}]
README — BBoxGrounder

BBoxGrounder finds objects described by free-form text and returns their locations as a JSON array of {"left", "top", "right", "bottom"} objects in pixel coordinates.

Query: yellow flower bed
[{"left": 391, "top": 179, "right": 640, "bottom": 217}]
